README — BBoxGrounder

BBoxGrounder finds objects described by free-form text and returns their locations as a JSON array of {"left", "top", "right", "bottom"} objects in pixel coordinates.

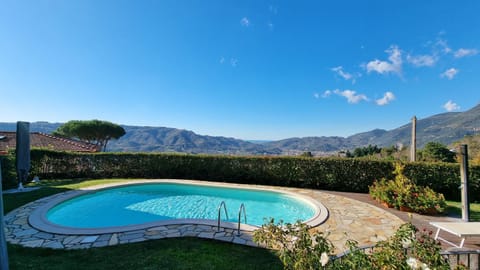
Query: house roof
[{"left": 0, "top": 131, "right": 99, "bottom": 155}]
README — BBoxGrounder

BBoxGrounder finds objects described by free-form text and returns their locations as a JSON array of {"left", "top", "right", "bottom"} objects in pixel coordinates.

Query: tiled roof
[{"left": 0, "top": 131, "right": 99, "bottom": 155}]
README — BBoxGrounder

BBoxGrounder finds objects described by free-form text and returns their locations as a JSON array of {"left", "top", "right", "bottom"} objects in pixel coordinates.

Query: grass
[
  {"left": 445, "top": 200, "right": 480, "bottom": 221},
  {"left": 8, "top": 238, "right": 281, "bottom": 270},
  {"left": 3, "top": 179, "right": 127, "bottom": 214},
  {"left": 2, "top": 179, "right": 282, "bottom": 270}
]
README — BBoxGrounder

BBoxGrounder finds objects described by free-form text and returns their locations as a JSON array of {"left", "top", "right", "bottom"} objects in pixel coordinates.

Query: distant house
[{"left": 0, "top": 131, "right": 99, "bottom": 155}]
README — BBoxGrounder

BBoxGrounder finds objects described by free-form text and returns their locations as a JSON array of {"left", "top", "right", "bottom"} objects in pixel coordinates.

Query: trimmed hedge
[
  {"left": 0, "top": 152, "right": 17, "bottom": 189},
  {"left": 403, "top": 162, "right": 480, "bottom": 201},
  {"left": 1, "top": 149, "right": 479, "bottom": 201}
]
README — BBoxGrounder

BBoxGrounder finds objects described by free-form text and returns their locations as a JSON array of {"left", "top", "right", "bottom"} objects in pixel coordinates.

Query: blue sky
[{"left": 1, "top": 1, "right": 479, "bottom": 140}]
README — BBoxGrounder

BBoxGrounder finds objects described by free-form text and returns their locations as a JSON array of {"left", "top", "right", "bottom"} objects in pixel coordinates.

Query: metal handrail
[
  {"left": 237, "top": 203, "right": 247, "bottom": 236},
  {"left": 217, "top": 201, "right": 229, "bottom": 232}
]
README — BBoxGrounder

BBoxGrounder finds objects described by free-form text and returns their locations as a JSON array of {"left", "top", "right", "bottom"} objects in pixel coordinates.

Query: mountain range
[{"left": 1, "top": 103, "right": 479, "bottom": 155}]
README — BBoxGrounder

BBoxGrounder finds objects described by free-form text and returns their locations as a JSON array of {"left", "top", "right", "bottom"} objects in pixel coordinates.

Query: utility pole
[
  {"left": 410, "top": 116, "right": 417, "bottom": 162},
  {"left": 459, "top": 144, "right": 470, "bottom": 222}
]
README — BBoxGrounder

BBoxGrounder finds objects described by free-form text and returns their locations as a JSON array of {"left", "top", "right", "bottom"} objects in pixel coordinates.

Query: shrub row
[
  {"left": 1, "top": 149, "right": 479, "bottom": 201},
  {"left": 26, "top": 150, "right": 395, "bottom": 192},
  {"left": 0, "top": 152, "right": 16, "bottom": 189},
  {"left": 403, "top": 162, "right": 480, "bottom": 201}
]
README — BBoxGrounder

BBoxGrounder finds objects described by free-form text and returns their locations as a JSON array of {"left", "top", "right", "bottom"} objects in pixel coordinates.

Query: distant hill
[
  {"left": 106, "top": 126, "right": 281, "bottom": 155},
  {"left": 269, "top": 104, "right": 480, "bottom": 154},
  {"left": 450, "top": 134, "right": 480, "bottom": 164},
  {"left": 0, "top": 122, "right": 62, "bottom": 133},
  {"left": 0, "top": 122, "right": 280, "bottom": 155},
  {"left": 265, "top": 136, "right": 350, "bottom": 154},
  {"left": 349, "top": 104, "right": 480, "bottom": 148},
  {"left": 1, "top": 103, "right": 479, "bottom": 155}
]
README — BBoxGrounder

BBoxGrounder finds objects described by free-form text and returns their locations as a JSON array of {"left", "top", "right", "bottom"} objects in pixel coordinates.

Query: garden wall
[{"left": 1, "top": 149, "right": 479, "bottom": 201}]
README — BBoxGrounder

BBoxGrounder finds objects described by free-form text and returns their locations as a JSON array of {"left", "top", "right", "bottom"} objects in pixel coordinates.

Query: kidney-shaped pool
[{"left": 29, "top": 180, "right": 328, "bottom": 235}]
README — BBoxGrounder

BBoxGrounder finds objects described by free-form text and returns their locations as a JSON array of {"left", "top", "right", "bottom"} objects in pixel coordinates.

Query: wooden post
[
  {"left": 459, "top": 144, "right": 470, "bottom": 222},
  {"left": 410, "top": 116, "right": 417, "bottom": 162},
  {"left": 0, "top": 158, "right": 10, "bottom": 270}
]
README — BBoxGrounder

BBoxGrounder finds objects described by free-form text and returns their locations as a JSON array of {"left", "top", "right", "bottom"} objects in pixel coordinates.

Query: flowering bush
[
  {"left": 369, "top": 178, "right": 396, "bottom": 207},
  {"left": 253, "top": 219, "right": 334, "bottom": 269},
  {"left": 327, "top": 222, "right": 453, "bottom": 269},
  {"left": 253, "top": 220, "right": 462, "bottom": 269},
  {"left": 369, "top": 163, "right": 446, "bottom": 214}
]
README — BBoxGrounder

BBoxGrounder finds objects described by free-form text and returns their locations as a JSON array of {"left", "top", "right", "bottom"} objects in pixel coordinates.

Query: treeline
[{"left": 346, "top": 142, "right": 461, "bottom": 163}]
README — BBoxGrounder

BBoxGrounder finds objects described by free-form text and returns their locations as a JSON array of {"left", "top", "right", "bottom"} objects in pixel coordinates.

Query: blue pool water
[{"left": 47, "top": 183, "right": 317, "bottom": 228}]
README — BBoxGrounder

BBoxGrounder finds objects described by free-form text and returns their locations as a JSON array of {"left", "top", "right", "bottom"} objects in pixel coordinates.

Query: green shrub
[
  {"left": 403, "top": 162, "right": 480, "bottom": 202},
  {"left": 0, "top": 151, "right": 17, "bottom": 189},
  {"left": 403, "top": 162, "right": 457, "bottom": 197},
  {"left": 2, "top": 149, "right": 479, "bottom": 202},
  {"left": 369, "top": 163, "right": 447, "bottom": 214},
  {"left": 253, "top": 219, "right": 334, "bottom": 269},
  {"left": 369, "top": 178, "right": 396, "bottom": 207},
  {"left": 23, "top": 149, "right": 395, "bottom": 193},
  {"left": 253, "top": 220, "right": 452, "bottom": 270}
]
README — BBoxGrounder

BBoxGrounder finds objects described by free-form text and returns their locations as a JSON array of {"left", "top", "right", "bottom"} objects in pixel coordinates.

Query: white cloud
[
  {"left": 441, "top": 68, "right": 459, "bottom": 80},
  {"left": 321, "top": 89, "right": 367, "bottom": 103},
  {"left": 406, "top": 54, "right": 437, "bottom": 67},
  {"left": 375, "top": 92, "right": 396, "bottom": 106},
  {"left": 322, "top": 90, "right": 332, "bottom": 98},
  {"left": 219, "top": 57, "right": 225, "bottom": 64},
  {"left": 321, "top": 89, "right": 396, "bottom": 105},
  {"left": 230, "top": 58, "right": 238, "bottom": 67},
  {"left": 366, "top": 45, "right": 402, "bottom": 75},
  {"left": 333, "top": 89, "right": 368, "bottom": 104},
  {"left": 435, "top": 38, "right": 452, "bottom": 54},
  {"left": 240, "top": 17, "right": 250, "bottom": 27},
  {"left": 454, "top": 48, "right": 478, "bottom": 58},
  {"left": 443, "top": 100, "right": 460, "bottom": 111},
  {"left": 331, "top": 66, "right": 352, "bottom": 80}
]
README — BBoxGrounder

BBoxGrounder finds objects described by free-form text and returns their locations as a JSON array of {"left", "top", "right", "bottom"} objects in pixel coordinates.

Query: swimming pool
[
  {"left": 47, "top": 182, "right": 315, "bottom": 228},
  {"left": 29, "top": 180, "right": 328, "bottom": 235}
]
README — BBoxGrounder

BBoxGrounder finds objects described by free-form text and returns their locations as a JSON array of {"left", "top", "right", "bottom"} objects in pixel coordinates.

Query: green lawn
[
  {"left": 3, "top": 179, "right": 126, "bottom": 214},
  {"left": 2, "top": 179, "right": 282, "bottom": 270},
  {"left": 445, "top": 200, "right": 480, "bottom": 221},
  {"left": 8, "top": 238, "right": 281, "bottom": 270}
]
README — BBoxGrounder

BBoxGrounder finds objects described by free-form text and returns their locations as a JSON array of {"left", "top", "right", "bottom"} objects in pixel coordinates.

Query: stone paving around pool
[
  {"left": 4, "top": 180, "right": 404, "bottom": 252},
  {"left": 294, "top": 188, "right": 404, "bottom": 253}
]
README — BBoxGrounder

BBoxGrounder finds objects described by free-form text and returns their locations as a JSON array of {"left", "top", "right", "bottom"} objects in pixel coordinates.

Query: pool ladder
[
  {"left": 217, "top": 201, "right": 229, "bottom": 232},
  {"left": 237, "top": 203, "right": 247, "bottom": 236},
  {"left": 216, "top": 201, "right": 247, "bottom": 236}
]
